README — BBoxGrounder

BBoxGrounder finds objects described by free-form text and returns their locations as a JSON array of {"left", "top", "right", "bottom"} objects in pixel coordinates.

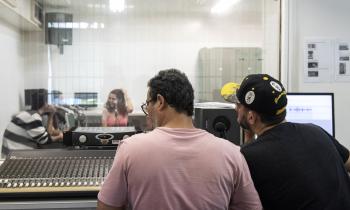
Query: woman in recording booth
[{"left": 101, "top": 89, "right": 133, "bottom": 127}]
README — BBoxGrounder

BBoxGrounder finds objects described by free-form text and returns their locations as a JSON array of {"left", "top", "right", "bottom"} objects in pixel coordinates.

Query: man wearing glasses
[{"left": 97, "top": 69, "right": 262, "bottom": 210}]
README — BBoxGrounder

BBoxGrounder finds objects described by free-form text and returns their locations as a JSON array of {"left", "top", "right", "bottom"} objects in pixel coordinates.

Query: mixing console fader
[{"left": 0, "top": 149, "right": 115, "bottom": 198}]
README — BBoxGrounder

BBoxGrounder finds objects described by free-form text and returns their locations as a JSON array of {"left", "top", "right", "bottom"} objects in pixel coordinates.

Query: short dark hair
[
  {"left": 31, "top": 89, "right": 48, "bottom": 111},
  {"left": 148, "top": 69, "right": 194, "bottom": 116}
]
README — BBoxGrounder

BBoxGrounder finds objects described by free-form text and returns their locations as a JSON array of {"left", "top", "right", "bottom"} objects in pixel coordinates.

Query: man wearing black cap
[{"left": 221, "top": 74, "right": 350, "bottom": 210}]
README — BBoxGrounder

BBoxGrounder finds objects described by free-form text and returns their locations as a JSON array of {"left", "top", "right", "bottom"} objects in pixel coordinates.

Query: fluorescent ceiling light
[
  {"left": 109, "top": 0, "right": 125, "bottom": 13},
  {"left": 211, "top": 0, "right": 240, "bottom": 14}
]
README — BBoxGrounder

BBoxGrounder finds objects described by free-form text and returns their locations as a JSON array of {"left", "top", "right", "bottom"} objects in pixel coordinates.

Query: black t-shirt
[{"left": 241, "top": 122, "right": 350, "bottom": 210}]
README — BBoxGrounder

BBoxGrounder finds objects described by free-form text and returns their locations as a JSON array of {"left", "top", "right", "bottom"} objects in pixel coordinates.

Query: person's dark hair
[
  {"left": 106, "top": 89, "right": 128, "bottom": 116},
  {"left": 31, "top": 89, "right": 48, "bottom": 111},
  {"left": 148, "top": 69, "right": 194, "bottom": 116},
  {"left": 258, "top": 111, "right": 286, "bottom": 126},
  {"left": 114, "top": 89, "right": 127, "bottom": 116}
]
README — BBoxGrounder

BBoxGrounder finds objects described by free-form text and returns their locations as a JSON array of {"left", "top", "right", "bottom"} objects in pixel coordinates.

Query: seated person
[
  {"left": 1, "top": 90, "right": 63, "bottom": 158},
  {"left": 221, "top": 74, "right": 350, "bottom": 210},
  {"left": 102, "top": 89, "right": 133, "bottom": 127},
  {"left": 97, "top": 69, "right": 262, "bottom": 210}
]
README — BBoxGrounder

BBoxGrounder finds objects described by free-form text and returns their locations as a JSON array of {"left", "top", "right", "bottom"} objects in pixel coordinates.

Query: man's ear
[
  {"left": 247, "top": 110, "right": 257, "bottom": 125},
  {"left": 156, "top": 94, "right": 167, "bottom": 111}
]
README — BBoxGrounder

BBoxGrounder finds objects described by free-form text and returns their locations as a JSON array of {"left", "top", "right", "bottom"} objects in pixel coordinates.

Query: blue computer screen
[{"left": 286, "top": 93, "right": 335, "bottom": 137}]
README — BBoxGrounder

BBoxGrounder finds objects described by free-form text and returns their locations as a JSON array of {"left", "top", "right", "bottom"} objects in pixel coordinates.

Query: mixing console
[{"left": 0, "top": 149, "right": 115, "bottom": 198}]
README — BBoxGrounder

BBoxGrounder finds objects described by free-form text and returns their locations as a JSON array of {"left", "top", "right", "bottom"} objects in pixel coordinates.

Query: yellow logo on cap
[
  {"left": 276, "top": 106, "right": 286, "bottom": 115},
  {"left": 274, "top": 91, "right": 287, "bottom": 104}
]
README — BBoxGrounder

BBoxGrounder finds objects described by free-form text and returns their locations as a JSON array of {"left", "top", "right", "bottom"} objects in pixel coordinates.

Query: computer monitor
[
  {"left": 74, "top": 92, "right": 98, "bottom": 108},
  {"left": 48, "top": 90, "right": 62, "bottom": 105},
  {"left": 286, "top": 93, "right": 335, "bottom": 137}
]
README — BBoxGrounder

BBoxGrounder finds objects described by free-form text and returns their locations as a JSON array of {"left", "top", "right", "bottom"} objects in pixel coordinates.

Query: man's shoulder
[
  {"left": 241, "top": 122, "right": 327, "bottom": 155},
  {"left": 241, "top": 140, "right": 260, "bottom": 151},
  {"left": 240, "top": 135, "right": 273, "bottom": 156},
  {"left": 121, "top": 130, "right": 158, "bottom": 145},
  {"left": 15, "top": 110, "right": 30, "bottom": 116},
  {"left": 15, "top": 110, "right": 39, "bottom": 117},
  {"left": 282, "top": 121, "right": 322, "bottom": 131},
  {"left": 278, "top": 122, "right": 330, "bottom": 139},
  {"left": 122, "top": 128, "right": 237, "bottom": 147},
  {"left": 123, "top": 128, "right": 206, "bottom": 141},
  {"left": 11, "top": 111, "right": 37, "bottom": 122}
]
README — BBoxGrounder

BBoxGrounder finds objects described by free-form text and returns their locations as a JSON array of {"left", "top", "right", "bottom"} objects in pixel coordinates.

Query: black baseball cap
[{"left": 221, "top": 74, "right": 287, "bottom": 116}]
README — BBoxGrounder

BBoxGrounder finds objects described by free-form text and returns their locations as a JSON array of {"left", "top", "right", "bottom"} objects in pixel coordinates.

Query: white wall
[
  {"left": 0, "top": 21, "right": 24, "bottom": 148},
  {"left": 283, "top": 0, "right": 350, "bottom": 148}
]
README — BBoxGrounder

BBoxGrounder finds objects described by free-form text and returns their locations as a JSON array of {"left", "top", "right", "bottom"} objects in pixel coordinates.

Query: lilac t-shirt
[{"left": 98, "top": 127, "right": 262, "bottom": 210}]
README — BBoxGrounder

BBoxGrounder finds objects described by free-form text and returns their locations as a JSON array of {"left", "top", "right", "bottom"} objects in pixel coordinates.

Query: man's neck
[{"left": 161, "top": 111, "right": 194, "bottom": 129}]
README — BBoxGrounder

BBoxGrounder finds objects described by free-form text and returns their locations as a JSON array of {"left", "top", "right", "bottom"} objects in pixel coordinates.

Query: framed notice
[
  {"left": 303, "top": 39, "right": 333, "bottom": 83},
  {"left": 335, "top": 41, "right": 350, "bottom": 82}
]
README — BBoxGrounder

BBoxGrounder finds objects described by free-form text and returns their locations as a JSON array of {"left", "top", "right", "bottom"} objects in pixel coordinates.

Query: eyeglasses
[{"left": 141, "top": 99, "right": 152, "bottom": 115}]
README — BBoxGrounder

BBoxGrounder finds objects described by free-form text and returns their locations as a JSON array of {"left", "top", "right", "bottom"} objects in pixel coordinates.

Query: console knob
[{"left": 79, "top": 135, "right": 87, "bottom": 143}]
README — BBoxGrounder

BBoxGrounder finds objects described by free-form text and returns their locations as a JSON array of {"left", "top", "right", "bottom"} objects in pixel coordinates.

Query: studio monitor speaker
[{"left": 194, "top": 107, "right": 241, "bottom": 145}]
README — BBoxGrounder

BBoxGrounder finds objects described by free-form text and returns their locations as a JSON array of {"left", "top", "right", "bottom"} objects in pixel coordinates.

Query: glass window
[{"left": 24, "top": 0, "right": 280, "bottom": 110}]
